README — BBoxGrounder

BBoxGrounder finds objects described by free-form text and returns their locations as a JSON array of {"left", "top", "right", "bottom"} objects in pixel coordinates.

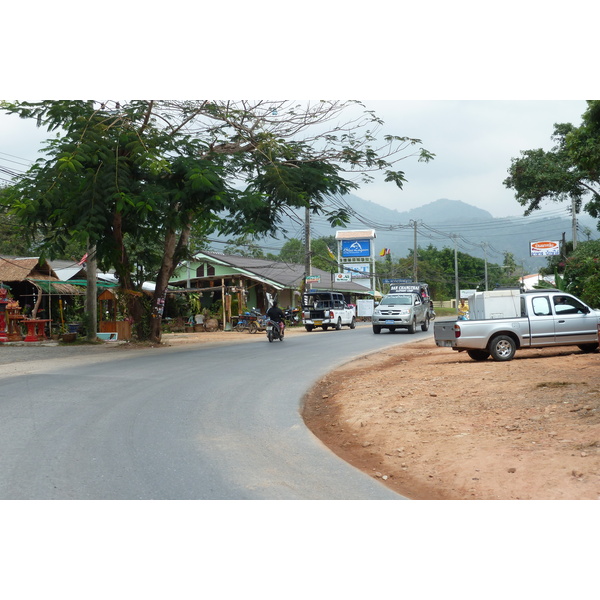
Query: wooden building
[{"left": 169, "top": 251, "right": 380, "bottom": 325}]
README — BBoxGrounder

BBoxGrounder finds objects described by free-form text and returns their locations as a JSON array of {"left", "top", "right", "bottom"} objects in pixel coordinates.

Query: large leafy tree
[
  {"left": 1, "top": 100, "right": 433, "bottom": 341},
  {"left": 562, "top": 239, "right": 600, "bottom": 307},
  {"left": 504, "top": 100, "right": 600, "bottom": 227}
]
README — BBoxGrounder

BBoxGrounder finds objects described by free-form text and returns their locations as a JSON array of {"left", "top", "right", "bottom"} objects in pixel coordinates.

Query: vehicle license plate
[
  {"left": 385, "top": 320, "right": 395, "bottom": 324},
  {"left": 440, "top": 340, "right": 454, "bottom": 347},
  {"left": 314, "top": 320, "right": 322, "bottom": 326}
]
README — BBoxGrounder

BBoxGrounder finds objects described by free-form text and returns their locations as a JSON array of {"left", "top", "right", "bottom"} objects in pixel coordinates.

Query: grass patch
[
  {"left": 536, "top": 381, "right": 586, "bottom": 388},
  {"left": 434, "top": 307, "right": 458, "bottom": 318}
]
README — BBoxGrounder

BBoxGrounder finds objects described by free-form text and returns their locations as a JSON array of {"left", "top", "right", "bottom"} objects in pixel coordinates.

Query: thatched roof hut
[{"left": 0, "top": 257, "right": 85, "bottom": 322}]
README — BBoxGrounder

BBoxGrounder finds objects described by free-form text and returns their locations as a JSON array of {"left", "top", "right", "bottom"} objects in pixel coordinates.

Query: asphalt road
[{"left": 0, "top": 324, "right": 433, "bottom": 499}]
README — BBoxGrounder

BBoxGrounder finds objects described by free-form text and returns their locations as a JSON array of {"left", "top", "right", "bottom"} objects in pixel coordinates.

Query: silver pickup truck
[
  {"left": 372, "top": 290, "right": 430, "bottom": 334},
  {"left": 434, "top": 290, "right": 600, "bottom": 361}
]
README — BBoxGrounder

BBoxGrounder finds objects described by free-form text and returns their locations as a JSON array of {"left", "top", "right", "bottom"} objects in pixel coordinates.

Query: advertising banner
[
  {"left": 341, "top": 239, "right": 371, "bottom": 258},
  {"left": 343, "top": 263, "right": 370, "bottom": 278},
  {"left": 334, "top": 272, "right": 352, "bottom": 282},
  {"left": 357, "top": 299, "right": 375, "bottom": 317},
  {"left": 530, "top": 240, "right": 560, "bottom": 256}
]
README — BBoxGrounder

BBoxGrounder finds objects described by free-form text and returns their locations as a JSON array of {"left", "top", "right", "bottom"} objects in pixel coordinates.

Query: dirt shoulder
[
  {"left": 5, "top": 327, "right": 598, "bottom": 499},
  {"left": 302, "top": 338, "right": 600, "bottom": 500}
]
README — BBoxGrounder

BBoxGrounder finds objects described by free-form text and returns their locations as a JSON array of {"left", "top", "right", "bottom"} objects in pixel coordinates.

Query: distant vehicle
[
  {"left": 372, "top": 289, "right": 430, "bottom": 334},
  {"left": 434, "top": 289, "right": 600, "bottom": 361},
  {"left": 302, "top": 291, "right": 356, "bottom": 332}
]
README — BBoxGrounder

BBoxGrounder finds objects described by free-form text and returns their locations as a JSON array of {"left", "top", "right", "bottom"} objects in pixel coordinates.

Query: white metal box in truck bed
[{"left": 468, "top": 289, "right": 522, "bottom": 320}]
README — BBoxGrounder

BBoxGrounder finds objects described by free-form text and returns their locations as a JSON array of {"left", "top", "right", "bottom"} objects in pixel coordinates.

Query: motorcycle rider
[{"left": 266, "top": 301, "right": 286, "bottom": 338}]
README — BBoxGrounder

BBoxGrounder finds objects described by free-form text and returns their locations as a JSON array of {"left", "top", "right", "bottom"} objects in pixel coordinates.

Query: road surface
[{"left": 0, "top": 325, "right": 432, "bottom": 499}]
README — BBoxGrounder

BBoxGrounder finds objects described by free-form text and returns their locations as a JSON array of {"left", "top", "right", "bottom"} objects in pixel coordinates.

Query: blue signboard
[{"left": 341, "top": 239, "right": 371, "bottom": 258}]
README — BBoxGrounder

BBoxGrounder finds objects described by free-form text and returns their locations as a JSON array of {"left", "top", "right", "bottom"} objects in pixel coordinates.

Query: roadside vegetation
[{"left": 1, "top": 99, "right": 599, "bottom": 341}]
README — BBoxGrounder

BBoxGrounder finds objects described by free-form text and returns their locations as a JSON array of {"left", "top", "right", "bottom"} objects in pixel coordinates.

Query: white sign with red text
[{"left": 530, "top": 240, "right": 560, "bottom": 256}]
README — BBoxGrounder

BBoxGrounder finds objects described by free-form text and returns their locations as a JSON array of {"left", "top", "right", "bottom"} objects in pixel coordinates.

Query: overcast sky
[
  {"left": 1, "top": 5, "right": 595, "bottom": 221},
  {"left": 354, "top": 99, "right": 589, "bottom": 218},
  {"left": 0, "top": 100, "right": 589, "bottom": 220}
]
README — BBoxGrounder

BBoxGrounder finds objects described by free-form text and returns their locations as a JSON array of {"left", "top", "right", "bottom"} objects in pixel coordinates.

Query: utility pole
[
  {"left": 304, "top": 205, "right": 312, "bottom": 277},
  {"left": 411, "top": 219, "right": 418, "bottom": 282},
  {"left": 452, "top": 234, "right": 460, "bottom": 314},
  {"left": 482, "top": 243, "right": 489, "bottom": 291},
  {"left": 571, "top": 197, "right": 578, "bottom": 250}
]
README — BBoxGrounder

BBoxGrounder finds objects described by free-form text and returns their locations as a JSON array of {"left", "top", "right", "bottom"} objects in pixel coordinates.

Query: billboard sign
[
  {"left": 305, "top": 275, "right": 321, "bottom": 284},
  {"left": 341, "top": 239, "right": 371, "bottom": 258},
  {"left": 334, "top": 272, "right": 352, "bottom": 282},
  {"left": 530, "top": 240, "right": 560, "bottom": 256},
  {"left": 343, "top": 263, "right": 370, "bottom": 278}
]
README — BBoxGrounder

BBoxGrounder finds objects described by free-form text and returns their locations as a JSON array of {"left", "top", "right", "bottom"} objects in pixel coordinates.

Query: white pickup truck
[
  {"left": 302, "top": 291, "right": 356, "bottom": 332},
  {"left": 434, "top": 289, "right": 600, "bottom": 361}
]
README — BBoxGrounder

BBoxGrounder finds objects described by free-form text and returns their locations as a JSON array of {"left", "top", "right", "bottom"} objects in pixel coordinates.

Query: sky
[
  {"left": 0, "top": 100, "right": 590, "bottom": 219},
  {"left": 355, "top": 100, "right": 589, "bottom": 218},
  {"left": 2, "top": 3, "right": 596, "bottom": 221}
]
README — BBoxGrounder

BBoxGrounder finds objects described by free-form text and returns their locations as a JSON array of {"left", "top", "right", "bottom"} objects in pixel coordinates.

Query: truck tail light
[
  {"left": 454, "top": 324, "right": 461, "bottom": 338},
  {"left": 329, "top": 310, "right": 334, "bottom": 319}
]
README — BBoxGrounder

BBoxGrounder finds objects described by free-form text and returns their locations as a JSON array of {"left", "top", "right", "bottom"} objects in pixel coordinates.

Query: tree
[
  {"left": 223, "top": 235, "right": 266, "bottom": 258},
  {"left": 1, "top": 100, "right": 433, "bottom": 342},
  {"left": 374, "top": 244, "right": 515, "bottom": 300},
  {"left": 311, "top": 236, "right": 338, "bottom": 272},
  {"left": 278, "top": 238, "right": 304, "bottom": 264},
  {"left": 562, "top": 239, "right": 600, "bottom": 307},
  {"left": 504, "top": 100, "right": 600, "bottom": 229},
  {"left": 0, "top": 187, "right": 38, "bottom": 254}
]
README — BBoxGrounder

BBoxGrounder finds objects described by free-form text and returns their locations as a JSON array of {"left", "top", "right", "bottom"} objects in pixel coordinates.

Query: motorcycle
[
  {"left": 283, "top": 307, "right": 300, "bottom": 326},
  {"left": 266, "top": 319, "right": 284, "bottom": 342},
  {"left": 428, "top": 300, "right": 436, "bottom": 321}
]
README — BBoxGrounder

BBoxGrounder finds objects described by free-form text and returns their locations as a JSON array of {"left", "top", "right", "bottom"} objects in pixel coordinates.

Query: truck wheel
[
  {"left": 421, "top": 316, "right": 430, "bottom": 332},
  {"left": 372, "top": 325, "right": 381, "bottom": 334},
  {"left": 578, "top": 343, "right": 599, "bottom": 353},
  {"left": 335, "top": 318, "right": 342, "bottom": 330},
  {"left": 349, "top": 317, "right": 356, "bottom": 329},
  {"left": 305, "top": 325, "right": 314, "bottom": 332},
  {"left": 322, "top": 325, "right": 328, "bottom": 331},
  {"left": 489, "top": 335, "right": 516, "bottom": 361},
  {"left": 467, "top": 349, "right": 490, "bottom": 361},
  {"left": 407, "top": 318, "right": 416, "bottom": 334}
]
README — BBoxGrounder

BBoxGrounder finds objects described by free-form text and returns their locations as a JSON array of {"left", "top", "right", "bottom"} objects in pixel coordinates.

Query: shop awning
[{"left": 28, "top": 279, "right": 120, "bottom": 294}]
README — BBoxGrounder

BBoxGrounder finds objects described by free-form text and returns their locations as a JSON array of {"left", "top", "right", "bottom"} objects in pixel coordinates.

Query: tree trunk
[
  {"left": 85, "top": 244, "right": 97, "bottom": 342},
  {"left": 149, "top": 228, "right": 179, "bottom": 344}
]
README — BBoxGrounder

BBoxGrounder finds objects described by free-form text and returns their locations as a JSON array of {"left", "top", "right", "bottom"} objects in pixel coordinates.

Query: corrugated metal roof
[{"left": 182, "top": 252, "right": 374, "bottom": 295}]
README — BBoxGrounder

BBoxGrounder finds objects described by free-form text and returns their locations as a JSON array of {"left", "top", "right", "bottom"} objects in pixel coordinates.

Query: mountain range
[{"left": 288, "top": 195, "right": 599, "bottom": 273}]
